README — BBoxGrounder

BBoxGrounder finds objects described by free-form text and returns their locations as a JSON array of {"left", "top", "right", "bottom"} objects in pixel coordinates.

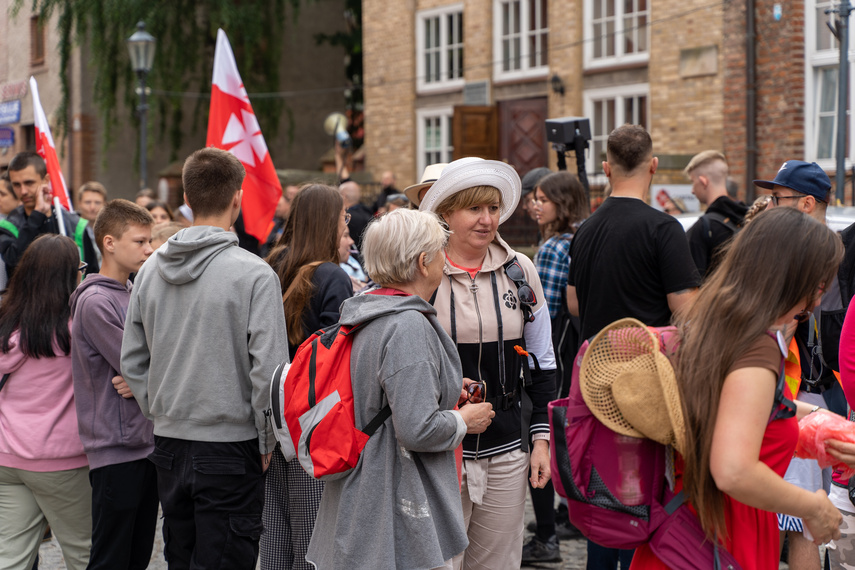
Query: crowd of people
[{"left": 3, "top": 121, "right": 855, "bottom": 570}]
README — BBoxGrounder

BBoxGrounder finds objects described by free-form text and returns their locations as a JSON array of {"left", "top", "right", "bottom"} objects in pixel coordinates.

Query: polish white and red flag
[
  {"left": 206, "top": 29, "right": 282, "bottom": 242},
  {"left": 29, "top": 76, "right": 72, "bottom": 210}
]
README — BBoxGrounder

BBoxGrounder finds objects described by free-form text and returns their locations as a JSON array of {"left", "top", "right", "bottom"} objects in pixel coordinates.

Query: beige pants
[
  {"left": 0, "top": 465, "right": 92, "bottom": 570},
  {"left": 453, "top": 448, "right": 529, "bottom": 570}
]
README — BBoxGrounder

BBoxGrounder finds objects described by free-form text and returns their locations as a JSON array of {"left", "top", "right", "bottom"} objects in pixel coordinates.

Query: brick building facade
[{"left": 363, "top": 0, "right": 855, "bottom": 209}]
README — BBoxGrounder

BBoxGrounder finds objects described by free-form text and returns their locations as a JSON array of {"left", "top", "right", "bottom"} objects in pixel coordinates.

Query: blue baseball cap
[{"left": 754, "top": 160, "right": 831, "bottom": 203}]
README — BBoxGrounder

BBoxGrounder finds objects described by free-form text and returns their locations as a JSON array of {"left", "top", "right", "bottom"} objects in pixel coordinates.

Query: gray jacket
[
  {"left": 306, "top": 292, "right": 468, "bottom": 570},
  {"left": 120, "top": 226, "right": 288, "bottom": 453}
]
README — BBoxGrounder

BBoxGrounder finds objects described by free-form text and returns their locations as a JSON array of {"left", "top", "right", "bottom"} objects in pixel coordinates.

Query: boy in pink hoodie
[{"left": 70, "top": 199, "right": 156, "bottom": 569}]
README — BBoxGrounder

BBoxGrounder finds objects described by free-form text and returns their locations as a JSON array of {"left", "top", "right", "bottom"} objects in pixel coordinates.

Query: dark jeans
[
  {"left": 148, "top": 437, "right": 265, "bottom": 570},
  {"left": 586, "top": 540, "right": 634, "bottom": 570},
  {"left": 88, "top": 458, "right": 159, "bottom": 570}
]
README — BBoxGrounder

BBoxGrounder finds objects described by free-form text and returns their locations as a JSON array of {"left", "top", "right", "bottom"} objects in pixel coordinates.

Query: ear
[
  {"left": 103, "top": 234, "right": 115, "bottom": 253},
  {"left": 183, "top": 192, "right": 191, "bottom": 209},
  {"left": 602, "top": 162, "right": 611, "bottom": 178},
  {"left": 418, "top": 252, "right": 429, "bottom": 278},
  {"left": 234, "top": 189, "right": 243, "bottom": 209},
  {"left": 802, "top": 195, "right": 815, "bottom": 214},
  {"left": 650, "top": 156, "right": 659, "bottom": 175}
]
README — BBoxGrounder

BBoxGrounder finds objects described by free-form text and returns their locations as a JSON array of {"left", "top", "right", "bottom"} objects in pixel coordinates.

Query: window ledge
[
  {"left": 493, "top": 68, "right": 549, "bottom": 84},
  {"left": 417, "top": 80, "right": 465, "bottom": 96},
  {"left": 584, "top": 59, "right": 648, "bottom": 75}
]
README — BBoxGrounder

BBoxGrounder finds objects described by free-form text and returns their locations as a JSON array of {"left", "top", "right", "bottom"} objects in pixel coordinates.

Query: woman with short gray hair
[{"left": 306, "top": 208, "right": 495, "bottom": 570}]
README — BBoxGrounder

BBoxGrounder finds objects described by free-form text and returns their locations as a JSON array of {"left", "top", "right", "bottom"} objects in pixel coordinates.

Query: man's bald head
[{"left": 339, "top": 181, "right": 361, "bottom": 208}]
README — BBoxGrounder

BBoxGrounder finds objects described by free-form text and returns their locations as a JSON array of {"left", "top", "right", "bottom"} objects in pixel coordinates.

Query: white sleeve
[{"left": 524, "top": 304, "right": 556, "bottom": 370}]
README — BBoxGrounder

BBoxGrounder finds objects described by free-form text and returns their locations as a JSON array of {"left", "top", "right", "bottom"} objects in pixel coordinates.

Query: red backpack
[{"left": 270, "top": 318, "right": 391, "bottom": 480}]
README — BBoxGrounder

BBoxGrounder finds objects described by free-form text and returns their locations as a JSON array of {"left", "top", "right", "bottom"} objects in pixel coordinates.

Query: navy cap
[{"left": 754, "top": 160, "right": 831, "bottom": 203}]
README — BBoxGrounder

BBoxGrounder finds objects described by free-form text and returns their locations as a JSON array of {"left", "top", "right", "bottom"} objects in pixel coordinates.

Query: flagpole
[{"left": 53, "top": 197, "right": 66, "bottom": 236}]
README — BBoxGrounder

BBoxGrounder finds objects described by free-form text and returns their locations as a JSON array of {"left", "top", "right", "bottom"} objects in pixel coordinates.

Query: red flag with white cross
[
  {"left": 206, "top": 29, "right": 282, "bottom": 242},
  {"left": 29, "top": 76, "right": 72, "bottom": 210}
]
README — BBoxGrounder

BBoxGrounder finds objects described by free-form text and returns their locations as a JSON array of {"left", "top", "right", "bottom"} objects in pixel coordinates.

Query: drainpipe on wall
[{"left": 746, "top": 0, "right": 757, "bottom": 203}]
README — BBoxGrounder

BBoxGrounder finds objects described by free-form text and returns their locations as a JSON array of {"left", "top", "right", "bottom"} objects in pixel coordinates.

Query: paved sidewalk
[{"left": 37, "top": 499, "right": 797, "bottom": 569}]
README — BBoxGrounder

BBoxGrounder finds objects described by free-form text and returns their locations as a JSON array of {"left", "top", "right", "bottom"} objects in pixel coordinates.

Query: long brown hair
[
  {"left": 677, "top": 207, "right": 842, "bottom": 539},
  {"left": 536, "top": 171, "right": 589, "bottom": 238},
  {"left": 0, "top": 235, "right": 79, "bottom": 357},
  {"left": 266, "top": 184, "right": 342, "bottom": 346}
]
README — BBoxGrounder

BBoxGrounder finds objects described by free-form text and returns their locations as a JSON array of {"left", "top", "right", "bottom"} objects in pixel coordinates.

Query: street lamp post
[{"left": 127, "top": 21, "right": 156, "bottom": 190}]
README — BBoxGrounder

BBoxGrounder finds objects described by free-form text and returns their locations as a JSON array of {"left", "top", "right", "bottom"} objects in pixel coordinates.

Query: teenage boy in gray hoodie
[
  {"left": 70, "top": 199, "right": 157, "bottom": 569},
  {"left": 121, "top": 147, "right": 288, "bottom": 568}
]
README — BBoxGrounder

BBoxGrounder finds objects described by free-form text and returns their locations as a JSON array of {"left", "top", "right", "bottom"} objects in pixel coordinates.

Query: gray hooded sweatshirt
[
  {"left": 120, "top": 226, "right": 288, "bottom": 453},
  {"left": 306, "top": 292, "right": 469, "bottom": 570}
]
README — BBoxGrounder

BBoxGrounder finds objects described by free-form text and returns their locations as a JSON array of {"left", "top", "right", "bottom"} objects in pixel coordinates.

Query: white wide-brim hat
[{"left": 419, "top": 157, "right": 521, "bottom": 224}]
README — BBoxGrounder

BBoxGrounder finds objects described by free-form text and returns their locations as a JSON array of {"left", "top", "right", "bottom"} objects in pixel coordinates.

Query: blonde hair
[
  {"left": 362, "top": 209, "right": 449, "bottom": 286},
  {"left": 434, "top": 185, "right": 503, "bottom": 217},
  {"left": 151, "top": 221, "right": 184, "bottom": 243},
  {"left": 684, "top": 150, "right": 727, "bottom": 178}
]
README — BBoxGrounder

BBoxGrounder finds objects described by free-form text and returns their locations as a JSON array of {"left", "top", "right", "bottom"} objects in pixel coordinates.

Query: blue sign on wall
[
  {"left": 0, "top": 100, "right": 21, "bottom": 125},
  {"left": 0, "top": 127, "right": 15, "bottom": 148}
]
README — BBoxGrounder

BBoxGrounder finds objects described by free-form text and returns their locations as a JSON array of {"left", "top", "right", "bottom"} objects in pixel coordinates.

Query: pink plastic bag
[{"left": 794, "top": 412, "right": 855, "bottom": 479}]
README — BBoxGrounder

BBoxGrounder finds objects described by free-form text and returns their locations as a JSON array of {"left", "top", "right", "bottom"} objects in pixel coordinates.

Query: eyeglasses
[
  {"left": 529, "top": 197, "right": 549, "bottom": 207},
  {"left": 770, "top": 195, "right": 804, "bottom": 206},
  {"left": 504, "top": 259, "right": 537, "bottom": 322},
  {"left": 78, "top": 262, "right": 88, "bottom": 273},
  {"left": 343, "top": 212, "right": 352, "bottom": 224},
  {"left": 467, "top": 381, "right": 485, "bottom": 403}
]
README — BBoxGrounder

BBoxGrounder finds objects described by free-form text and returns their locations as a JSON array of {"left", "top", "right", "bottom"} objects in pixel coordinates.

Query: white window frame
[
  {"left": 416, "top": 106, "right": 454, "bottom": 179},
  {"left": 416, "top": 4, "right": 465, "bottom": 94},
  {"left": 804, "top": 0, "right": 855, "bottom": 168},
  {"left": 583, "top": 0, "right": 649, "bottom": 70},
  {"left": 493, "top": 0, "right": 549, "bottom": 81},
  {"left": 583, "top": 83, "right": 650, "bottom": 174}
]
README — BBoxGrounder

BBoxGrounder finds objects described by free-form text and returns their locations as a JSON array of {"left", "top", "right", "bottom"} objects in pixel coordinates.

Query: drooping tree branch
[{"left": 14, "top": 0, "right": 297, "bottom": 161}]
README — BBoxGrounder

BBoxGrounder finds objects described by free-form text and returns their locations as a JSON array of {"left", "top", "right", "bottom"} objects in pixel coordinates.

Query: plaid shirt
[{"left": 534, "top": 233, "right": 573, "bottom": 319}]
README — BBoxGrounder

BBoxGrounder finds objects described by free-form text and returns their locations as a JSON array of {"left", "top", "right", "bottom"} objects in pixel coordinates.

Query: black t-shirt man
[{"left": 568, "top": 197, "right": 700, "bottom": 340}]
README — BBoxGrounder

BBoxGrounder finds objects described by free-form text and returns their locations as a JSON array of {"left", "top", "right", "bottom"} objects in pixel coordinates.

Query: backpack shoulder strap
[
  {"left": 770, "top": 357, "right": 797, "bottom": 423},
  {"left": 0, "top": 219, "right": 19, "bottom": 239},
  {"left": 74, "top": 217, "right": 88, "bottom": 262},
  {"left": 703, "top": 211, "right": 740, "bottom": 235}
]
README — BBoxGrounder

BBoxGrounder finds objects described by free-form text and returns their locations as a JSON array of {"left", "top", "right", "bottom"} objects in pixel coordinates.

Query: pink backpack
[{"left": 549, "top": 326, "right": 754, "bottom": 570}]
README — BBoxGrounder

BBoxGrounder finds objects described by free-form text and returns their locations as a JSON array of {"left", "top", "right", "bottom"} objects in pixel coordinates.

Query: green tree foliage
[{"left": 15, "top": 0, "right": 296, "bottom": 160}]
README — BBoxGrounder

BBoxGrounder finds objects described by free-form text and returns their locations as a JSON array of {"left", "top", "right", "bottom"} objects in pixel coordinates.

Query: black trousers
[
  {"left": 88, "top": 458, "right": 159, "bottom": 570},
  {"left": 148, "top": 437, "right": 265, "bottom": 570}
]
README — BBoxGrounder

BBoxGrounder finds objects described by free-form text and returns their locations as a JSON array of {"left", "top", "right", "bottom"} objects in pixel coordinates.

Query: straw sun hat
[
  {"left": 579, "top": 318, "right": 686, "bottom": 454},
  {"left": 419, "top": 157, "right": 521, "bottom": 224},
  {"left": 404, "top": 163, "right": 447, "bottom": 207}
]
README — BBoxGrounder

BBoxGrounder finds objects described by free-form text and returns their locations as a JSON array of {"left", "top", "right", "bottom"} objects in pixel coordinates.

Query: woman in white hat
[
  {"left": 420, "top": 157, "right": 557, "bottom": 569},
  {"left": 631, "top": 207, "right": 844, "bottom": 569}
]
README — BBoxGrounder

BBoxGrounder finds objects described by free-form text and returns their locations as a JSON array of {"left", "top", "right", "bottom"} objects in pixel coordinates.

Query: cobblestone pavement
[{"left": 37, "top": 498, "right": 798, "bottom": 569}]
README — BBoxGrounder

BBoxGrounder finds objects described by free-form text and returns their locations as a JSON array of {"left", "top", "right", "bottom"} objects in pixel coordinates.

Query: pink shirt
[{"left": 0, "top": 329, "right": 87, "bottom": 472}]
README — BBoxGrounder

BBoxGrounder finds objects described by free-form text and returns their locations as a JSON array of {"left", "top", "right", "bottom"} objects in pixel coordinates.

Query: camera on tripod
[
  {"left": 544, "top": 116, "right": 592, "bottom": 197},
  {"left": 545, "top": 117, "right": 591, "bottom": 149}
]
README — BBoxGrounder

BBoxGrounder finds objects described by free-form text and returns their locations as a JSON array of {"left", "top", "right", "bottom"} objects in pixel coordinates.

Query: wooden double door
[{"left": 451, "top": 96, "right": 548, "bottom": 246}]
